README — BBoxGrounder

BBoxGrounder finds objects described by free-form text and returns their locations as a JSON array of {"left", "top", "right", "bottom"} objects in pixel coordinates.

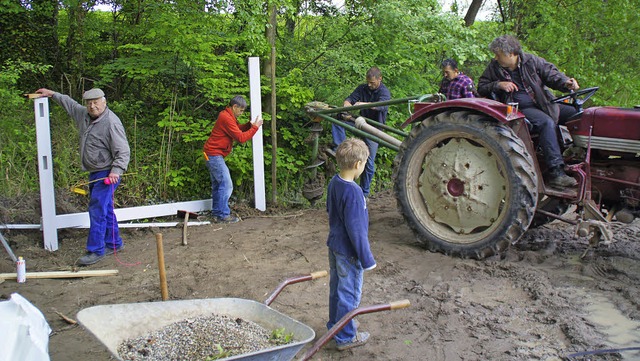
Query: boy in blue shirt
[{"left": 326, "top": 138, "right": 377, "bottom": 351}]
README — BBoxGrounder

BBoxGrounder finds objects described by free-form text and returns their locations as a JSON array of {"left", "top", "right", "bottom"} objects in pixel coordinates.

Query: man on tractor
[
  {"left": 478, "top": 34, "right": 579, "bottom": 188},
  {"left": 438, "top": 58, "right": 476, "bottom": 100}
]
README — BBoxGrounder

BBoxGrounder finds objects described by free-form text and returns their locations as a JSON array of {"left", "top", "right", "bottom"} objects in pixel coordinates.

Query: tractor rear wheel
[{"left": 394, "top": 111, "right": 538, "bottom": 259}]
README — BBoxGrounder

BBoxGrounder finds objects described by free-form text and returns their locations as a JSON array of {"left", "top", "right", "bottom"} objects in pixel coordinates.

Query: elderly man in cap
[{"left": 36, "top": 87, "right": 130, "bottom": 266}]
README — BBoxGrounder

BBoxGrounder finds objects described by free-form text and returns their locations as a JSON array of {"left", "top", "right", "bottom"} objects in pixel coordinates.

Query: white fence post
[
  {"left": 248, "top": 57, "right": 266, "bottom": 211},
  {"left": 34, "top": 97, "right": 58, "bottom": 251}
]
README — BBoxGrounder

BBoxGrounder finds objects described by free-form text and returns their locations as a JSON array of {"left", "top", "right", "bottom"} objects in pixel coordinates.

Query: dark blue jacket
[
  {"left": 345, "top": 83, "right": 391, "bottom": 124},
  {"left": 326, "top": 175, "right": 376, "bottom": 270}
]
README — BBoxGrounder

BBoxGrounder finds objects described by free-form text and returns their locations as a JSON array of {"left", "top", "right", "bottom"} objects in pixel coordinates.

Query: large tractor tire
[{"left": 394, "top": 111, "right": 538, "bottom": 259}]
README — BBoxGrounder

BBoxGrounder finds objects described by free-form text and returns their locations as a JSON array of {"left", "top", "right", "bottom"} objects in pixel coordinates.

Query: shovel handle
[
  {"left": 264, "top": 271, "right": 328, "bottom": 306},
  {"left": 300, "top": 299, "right": 411, "bottom": 361}
]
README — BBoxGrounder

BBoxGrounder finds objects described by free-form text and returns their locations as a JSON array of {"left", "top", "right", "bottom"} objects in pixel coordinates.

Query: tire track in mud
[
  {"left": 515, "top": 219, "right": 640, "bottom": 359},
  {"left": 361, "top": 213, "right": 640, "bottom": 360}
]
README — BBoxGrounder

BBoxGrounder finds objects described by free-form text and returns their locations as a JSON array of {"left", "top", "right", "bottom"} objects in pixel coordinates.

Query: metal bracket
[{"left": 577, "top": 218, "right": 614, "bottom": 259}]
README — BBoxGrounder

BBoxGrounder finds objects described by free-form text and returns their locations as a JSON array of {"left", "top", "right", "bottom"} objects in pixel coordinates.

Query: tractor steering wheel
[{"left": 551, "top": 86, "right": 599, "bottom": 113}]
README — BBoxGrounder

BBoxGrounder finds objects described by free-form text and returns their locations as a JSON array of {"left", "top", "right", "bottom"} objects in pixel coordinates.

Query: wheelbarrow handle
[
  {"left": 389, "top": 299, "right": 411, "bottom": 310},
  {"left": 264, "top": 271, "right": 328, "bottom": 306},
  {"left": 310, "top": 270, "right": 328, "bottom": 280},
  {"left": 300, "top": 299, "right": 411, "bottom": 361}
]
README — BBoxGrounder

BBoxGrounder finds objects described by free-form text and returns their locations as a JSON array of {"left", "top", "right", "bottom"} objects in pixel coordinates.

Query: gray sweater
[{"left": 52, "top": 93, "right": 130, "bottom": 175}]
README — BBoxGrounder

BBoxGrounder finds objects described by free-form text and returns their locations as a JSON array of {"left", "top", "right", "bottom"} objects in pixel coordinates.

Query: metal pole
[
  {"left": 310, "top": 130, "right": 319, "bottom": 178},
  {"left": 354, "top": 117, "right": 402, "bottom": 148},
  {"left": 315, "top": 113, "right": 399, "bottom": 151},
  {"left": 360, "top": 116, "right": 408, "bottom": 137},
  {"left": 0, "top": 232, "right": 17, "bottom": 263},
  {"left": 312, "top": 95, "right": 428, "bottom": 114}
]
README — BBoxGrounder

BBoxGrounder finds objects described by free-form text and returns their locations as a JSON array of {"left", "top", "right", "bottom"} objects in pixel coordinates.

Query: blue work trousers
[
  {"left": 327, "top": 249, "right": 364, "bottom": 345},
  {"left": 521, "top": 104, "right": 577, "bottom": 169},
  {"left": 331, "top": 124, "right": 379, "bottom": 197},
  {"left": 87, "top": 170, "right": 122, "bottom": 255},
  {"left": 205, "top": 155, "right": 233, "bottom": 218}
]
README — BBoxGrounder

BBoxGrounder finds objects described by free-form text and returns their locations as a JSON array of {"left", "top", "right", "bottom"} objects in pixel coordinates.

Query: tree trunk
[
  {"left": 65, "top": 1, "right": 89, "bottom": 96},
  {"left": 268, "top": 4, "right": 278, "bottom": 204},
  {"left": 464, "top": 0, "right": 484, "bottom": 26}
]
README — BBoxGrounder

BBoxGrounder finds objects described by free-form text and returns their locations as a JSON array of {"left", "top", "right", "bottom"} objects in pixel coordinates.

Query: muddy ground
[{"left": 1, "top": 190, "right": 640, "bottom": 361}]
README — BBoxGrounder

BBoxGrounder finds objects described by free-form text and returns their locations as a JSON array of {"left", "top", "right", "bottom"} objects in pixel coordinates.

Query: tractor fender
[{"left": 402, "top": 98, "right": 525, "bottom": 128}]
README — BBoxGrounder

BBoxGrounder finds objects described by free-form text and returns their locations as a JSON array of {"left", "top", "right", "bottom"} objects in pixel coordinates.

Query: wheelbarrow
[{"left": 77, "top": 271, "right": 410, "bottom": 361}]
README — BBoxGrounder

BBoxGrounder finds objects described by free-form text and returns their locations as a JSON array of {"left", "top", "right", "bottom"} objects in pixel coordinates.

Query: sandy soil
[{"left": 1, "top": 190, "right": 640, "bottom": 361}]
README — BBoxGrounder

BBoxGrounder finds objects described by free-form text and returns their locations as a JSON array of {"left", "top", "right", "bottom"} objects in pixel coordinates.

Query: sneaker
[
  {"left": 104, "top": 244, "right": 124, "bottom": 256},
  {"left": 214, "top": 215, "right": 240, "bottom": 224},
  {"left": 548, "top": 167, "right": 577, "bottom": 187},
  {"left": 77, "top": 252, "right": 105, "bottom": 266},
  {"left": 336, "top": 331, "right": 370, "bottom": 351}
]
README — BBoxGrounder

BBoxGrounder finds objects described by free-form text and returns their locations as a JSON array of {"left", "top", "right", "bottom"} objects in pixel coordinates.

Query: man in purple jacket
[{"left": 438, "top": 58, "right": 476, "bottom": 100}]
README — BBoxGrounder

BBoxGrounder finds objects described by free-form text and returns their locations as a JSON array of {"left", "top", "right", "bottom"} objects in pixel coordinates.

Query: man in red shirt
[{"left": 203, "top": 96, "right": 263, "bottom": 223}]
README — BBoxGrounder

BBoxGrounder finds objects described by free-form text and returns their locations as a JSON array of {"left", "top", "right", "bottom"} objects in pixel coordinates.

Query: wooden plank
[
  {"left": 0, "top": 269, "right": 118, "bottom": 280},
  {"left": 54, "top": 199, "right": 212, "bottom": 229},
  {"left": 1, "top": 221, "right": 210, "bottom": 230}
]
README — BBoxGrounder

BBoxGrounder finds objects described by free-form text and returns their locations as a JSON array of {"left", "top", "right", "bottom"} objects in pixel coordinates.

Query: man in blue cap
[{"left": 36, "top": 87, "right": 130, "bottom": 265}]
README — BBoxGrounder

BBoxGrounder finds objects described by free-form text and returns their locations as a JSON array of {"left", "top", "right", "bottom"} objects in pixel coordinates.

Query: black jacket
[{"left": 478, "top": 52, "right": 571, "bottom": 122}]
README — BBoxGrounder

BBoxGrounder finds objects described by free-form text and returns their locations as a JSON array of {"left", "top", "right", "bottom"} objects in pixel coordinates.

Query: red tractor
[
  {"left": 393, "top": 87, "right": 640, "bottom": 258},
  {"left": 306, "top": 87, "right": 640, "bottom": 259}
]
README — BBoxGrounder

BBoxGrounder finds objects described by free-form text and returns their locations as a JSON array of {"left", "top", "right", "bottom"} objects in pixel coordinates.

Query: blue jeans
[
  {"left": 521, "top": 104, "right": 577, "bottom": 169},
  {"left": 87, "top": 170, "right": 122, "bottom": 255},
  {"left": 206, "top": 155, "right": 233, "bottom": 218},
  {"left": 327, "top": 249, "right": 364, "bottom": 344},
  {"left": 331, "top": 124, "right": 378, "bottom": 197}
]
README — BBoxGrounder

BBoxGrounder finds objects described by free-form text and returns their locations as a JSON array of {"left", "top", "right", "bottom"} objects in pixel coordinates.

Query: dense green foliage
[{"left": 1, "top": 0, "right": 638, "bottom": 206}]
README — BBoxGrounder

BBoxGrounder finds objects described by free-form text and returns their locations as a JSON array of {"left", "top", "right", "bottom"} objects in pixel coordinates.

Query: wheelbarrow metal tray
[{"left": 77, "top": 297, "right": 315, "bottom": 361}]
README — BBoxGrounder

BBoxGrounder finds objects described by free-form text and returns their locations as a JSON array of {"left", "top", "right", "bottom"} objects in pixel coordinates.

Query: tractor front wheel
[{"left": 394, "top": 111, "right": 538, "bottom": 259}]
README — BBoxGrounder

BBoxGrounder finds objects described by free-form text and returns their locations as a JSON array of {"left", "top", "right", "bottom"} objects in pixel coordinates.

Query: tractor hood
[{"left": 566, "top": 106, "right": 640, "bottom": 155}]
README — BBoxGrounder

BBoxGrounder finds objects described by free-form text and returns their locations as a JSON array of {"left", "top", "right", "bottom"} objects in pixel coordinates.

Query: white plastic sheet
[{"left": 0, "top": 293, "right": 51, "bottom": 361}]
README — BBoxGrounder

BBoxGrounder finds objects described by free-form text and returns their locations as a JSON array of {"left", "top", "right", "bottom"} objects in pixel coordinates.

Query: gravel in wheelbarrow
[
  {"left": 117, "top": 313, "right": 296, "bottom": 360},
  {"left": 78, "top": 297, "right": 314, "bottom": 361},
  {"left": 77, "top": 271, "right": 410, "bottom": 361}
]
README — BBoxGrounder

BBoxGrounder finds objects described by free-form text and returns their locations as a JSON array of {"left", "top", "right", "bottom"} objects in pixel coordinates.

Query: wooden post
[
  {"left": 0, "top": 269, "right": 118, "bottom": 281},
  {"left": 182, "top": 212, "right": 189, "bottom": 246},
  {"left": 269, "top": 4, "right": 278, "bottom": 205},
  {"left": 155, "top": 233, "right": 169, "bottom": 301}
]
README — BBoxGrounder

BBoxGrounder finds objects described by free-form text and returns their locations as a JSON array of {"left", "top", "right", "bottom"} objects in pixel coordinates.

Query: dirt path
[{"left": 1, "top": 190, "right": 640, "bottom": 360}]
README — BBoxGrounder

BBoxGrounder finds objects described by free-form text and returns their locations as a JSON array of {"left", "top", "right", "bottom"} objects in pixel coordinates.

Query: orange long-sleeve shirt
[{"left": 203, "top": 107, "right": 259, "bottom": 157}]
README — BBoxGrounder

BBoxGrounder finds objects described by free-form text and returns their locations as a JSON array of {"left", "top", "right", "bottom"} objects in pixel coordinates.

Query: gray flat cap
[{"left": 82, "top": 88, "right": 105, "bottom": 100}]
